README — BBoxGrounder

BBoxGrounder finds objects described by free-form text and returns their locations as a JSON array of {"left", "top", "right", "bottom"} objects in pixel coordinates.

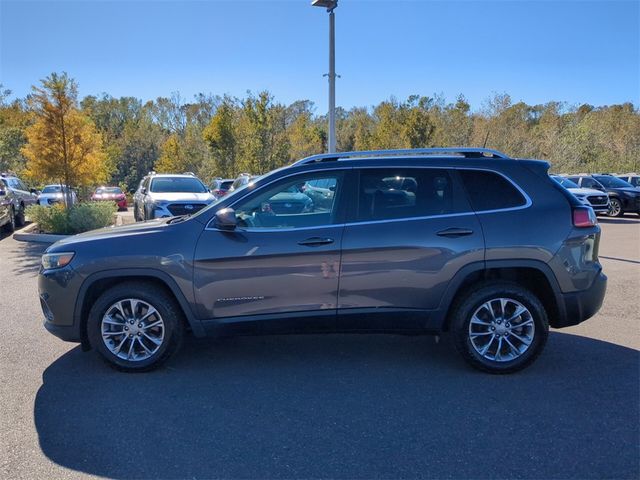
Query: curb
[{"left": 13, "top": 223, "right": 70, "bottom": 244}]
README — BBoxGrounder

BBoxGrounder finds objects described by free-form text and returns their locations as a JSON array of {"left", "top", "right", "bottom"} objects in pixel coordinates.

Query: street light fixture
[{"left": 312, "top": 0, "right": 338, "bottom": 153}]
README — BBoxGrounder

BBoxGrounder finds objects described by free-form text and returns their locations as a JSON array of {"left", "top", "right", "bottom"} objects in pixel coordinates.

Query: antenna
[{"left": 482, "top": 130, "right": 490, "bottom": 149}]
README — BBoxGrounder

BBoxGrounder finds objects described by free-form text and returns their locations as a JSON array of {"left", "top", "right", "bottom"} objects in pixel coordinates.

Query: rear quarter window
[{"left": 459, "top": 170, "right": 527, "bottom": 211}]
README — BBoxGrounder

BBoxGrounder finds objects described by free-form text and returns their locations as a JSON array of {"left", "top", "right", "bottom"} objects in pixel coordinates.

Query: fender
[
  {"left": 74, "top": 268, "right": 205, "bottom": 337},
  {"left": 431, "top": 259, "right": 564, "bottom": 328}
]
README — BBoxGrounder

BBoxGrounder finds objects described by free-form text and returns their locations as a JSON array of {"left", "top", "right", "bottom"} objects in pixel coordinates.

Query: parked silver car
[
  {"left": 37, "top": 184, "right": 77, "bottom": 207},
  {"left": 551, "top": 175, "right": 609, "bottom": 214},
  {"left": 133, "top": 173, "right": 215, "bottom": 221}
]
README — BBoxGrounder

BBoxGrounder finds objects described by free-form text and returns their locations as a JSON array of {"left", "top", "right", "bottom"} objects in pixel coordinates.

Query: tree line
[{"left": 1, "top": 73, "right": 638, "bottom": 193}]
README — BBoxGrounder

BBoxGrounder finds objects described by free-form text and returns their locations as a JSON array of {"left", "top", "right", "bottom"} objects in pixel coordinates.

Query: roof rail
[{"left": 293, "top": 147, "right": 510, "bottom": 166}]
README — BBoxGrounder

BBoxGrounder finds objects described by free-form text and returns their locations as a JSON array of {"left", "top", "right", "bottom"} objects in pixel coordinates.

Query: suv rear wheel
[
  {"left": 450, "top": 281, "right": 548, "bottom": 374},
  {"left": 87, "top": 282, "right": 184, "bottom": 372}
]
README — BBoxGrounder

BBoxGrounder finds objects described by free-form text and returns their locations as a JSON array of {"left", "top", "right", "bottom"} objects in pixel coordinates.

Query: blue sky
[{"left": 1, "top": 0, "right": 638, "bottom": 112}]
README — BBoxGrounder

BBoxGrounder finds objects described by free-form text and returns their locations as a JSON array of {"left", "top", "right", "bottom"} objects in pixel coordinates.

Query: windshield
[
  {"left": 150, "top": 177, "right": 207, "bottom": 193},
  {"left": 42, "top": 185, "right": 63, "bottom": 193},
  {"left": 96, "top": 187, "right": 122, "bottom": 194},
  {"left": 593, "top": 175, "right": 633, "bottom": 188},
  {"left": 552, "top": 176, "right": 580, "bottom": 189}
]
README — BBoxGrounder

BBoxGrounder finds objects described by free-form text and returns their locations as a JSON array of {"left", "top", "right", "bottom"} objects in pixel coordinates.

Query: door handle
[
  {"left": 298, "top": 237, "right": 334, "bottom": 246},
  {"left": 436, "top": 228, "right": 474, "bottom": 238}
]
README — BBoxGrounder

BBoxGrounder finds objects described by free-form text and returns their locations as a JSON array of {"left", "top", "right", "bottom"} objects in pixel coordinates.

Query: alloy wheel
[
  {"left": 101, "top": 298, "right": 165, "bottom": 361},
  {"left": 608, "top": 198, "right": 622, "bottom": 216},
  {"left": 468, "top": 297, "right": 535, "bottom": 362}
]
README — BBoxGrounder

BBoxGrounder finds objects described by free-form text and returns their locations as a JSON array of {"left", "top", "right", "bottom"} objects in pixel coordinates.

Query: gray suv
[
  {"left": 133, "top": 173, "right": 215, "bottom": 221},
  {"left": 38, "top": 148, "right": 607, "bottom": 373}
]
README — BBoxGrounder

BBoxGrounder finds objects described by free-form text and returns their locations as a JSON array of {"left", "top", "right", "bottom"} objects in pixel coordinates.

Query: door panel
[
  {"left": 337, "top": 168, "right": 484, "bottom": 328},
  {"left": 193, "top": 226, "right": 343, "bottom": 318},
  {"left": 193, "top": 170, "right": 349, "bottom": 324}
]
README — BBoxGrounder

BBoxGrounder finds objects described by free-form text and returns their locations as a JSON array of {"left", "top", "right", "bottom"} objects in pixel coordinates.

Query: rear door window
[
  {"left": 459, "top": 170, "right": 527, "bottom": 211},
  {"left": 355, "top": 168, "right": 467, "bottom": 222}
]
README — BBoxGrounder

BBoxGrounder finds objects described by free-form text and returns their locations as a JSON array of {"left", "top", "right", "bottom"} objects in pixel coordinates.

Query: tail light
[
  {"left": 573, "top": 206, "right": 597, "bottom": 227},
  {"left": 214, "top": 189, "right": 226, "bottom": 197}
]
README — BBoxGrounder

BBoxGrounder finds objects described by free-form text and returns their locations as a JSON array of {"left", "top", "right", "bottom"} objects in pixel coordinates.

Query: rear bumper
[{"left": 552, "top": 271, "right": 607, "bottom": 328}]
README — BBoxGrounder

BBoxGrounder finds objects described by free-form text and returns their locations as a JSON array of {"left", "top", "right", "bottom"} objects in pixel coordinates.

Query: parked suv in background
[
  {"left": 0, "top": 173, "right": 38, "bottom": 231},
  {"left": 616, "top": 174, "right": 640, "bottom": 188},
  {"left": 209, "top": 178, "right": 234, "bottom": 199},
  {"left": 566, "top": 174, "right": 640, "bottom": 217},
  {"left": 39, "top": 148, "right": 606, "bottom": 374},
  {"left": 228, "top": 173, "right": 259, "bottom": 192},
  {"left": 550, "top": 175, "right": 609, "bottom": 214},
  {"left": 133, "top": 173, "right": 215, "bottom": 221}
]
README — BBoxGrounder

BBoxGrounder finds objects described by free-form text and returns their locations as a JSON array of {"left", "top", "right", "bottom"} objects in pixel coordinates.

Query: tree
[
  {"left": 202, "top": 98, "right": 237, "bottom": 178},
  {"left": 155, "top": 134, "right": 186, "bottom": 173},
  {"left": 0, "top": 86, "right": 31, "bottom": 173},
  {"left": 22, "top": 73, "right": 108, "bottom": 204}
]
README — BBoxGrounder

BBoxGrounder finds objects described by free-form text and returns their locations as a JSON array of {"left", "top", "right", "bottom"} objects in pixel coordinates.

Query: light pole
[{"left": 312, "top": 0, "right": 338, "bottom": 153}]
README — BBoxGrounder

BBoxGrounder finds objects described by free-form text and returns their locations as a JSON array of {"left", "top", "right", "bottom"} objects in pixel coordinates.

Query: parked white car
[
  {"left": 550, "top": 175, "right": 609, "bottom": 214},
  {"left": 37, "top": 184, "right": 77, "bottom": 207}
]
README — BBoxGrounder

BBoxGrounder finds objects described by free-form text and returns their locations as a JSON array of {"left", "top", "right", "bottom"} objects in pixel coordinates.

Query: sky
[{"left": 1, "top": 0, "right": 638, "bottom": 113}]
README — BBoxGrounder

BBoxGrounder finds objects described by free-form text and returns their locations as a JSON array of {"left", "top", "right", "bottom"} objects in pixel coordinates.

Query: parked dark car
[
  {"left": 616, "top": 174, "right": 640, "bottom": 188},
  {"left": 91, "top": 186, "right": 127, "bottom": 211},
  {"left": 39, "top": 148, "right": 606, "bottom": 374},
  {"left": 0, "top": 173, "right": 38, "bottom": 231},
  {"left": 565, "top": 174, "right": 640, "bottom": 217},
  {"left": 209, "top": 178, "right": 234, "bottom": 199}
]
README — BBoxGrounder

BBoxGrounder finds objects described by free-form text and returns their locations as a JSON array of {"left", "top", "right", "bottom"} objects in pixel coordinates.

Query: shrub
[{"left": 26, "top": 202, "right": 117, "bottom": 234}]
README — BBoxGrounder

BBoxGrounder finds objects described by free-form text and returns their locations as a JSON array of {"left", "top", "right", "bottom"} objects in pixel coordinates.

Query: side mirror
[
  {"left": 141, "top": 187, "right": 147, "bottom": 195},
  {"left": 214, "top": 208, "right": 237, "bottom": 231}
]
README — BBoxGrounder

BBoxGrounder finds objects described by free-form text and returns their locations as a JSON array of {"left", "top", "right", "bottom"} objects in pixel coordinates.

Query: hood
[
  {"left": 567, "top": 187, "right": 607, "bottom": 196},
  {"left": 39, "top": 192, "right": 64, "bottom": 199},
  {"left": 147, "top": 192, "right": 214, "bottom": 203},
  {"left": 48, "top": 218, "right": 169, "bottom": 250}
]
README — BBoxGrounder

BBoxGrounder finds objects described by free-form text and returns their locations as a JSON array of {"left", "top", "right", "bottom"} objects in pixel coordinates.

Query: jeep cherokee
[{"left": 39, "top": 148, "right": 607, "bottom": 373}]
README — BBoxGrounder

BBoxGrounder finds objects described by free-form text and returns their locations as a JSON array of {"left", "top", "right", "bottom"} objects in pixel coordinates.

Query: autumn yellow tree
[
  {"left": 155, "top": 134, "right": 185, "bottom": 173},
  {"left": 22, "top": 73, "right": 108, "bottom": 204}
]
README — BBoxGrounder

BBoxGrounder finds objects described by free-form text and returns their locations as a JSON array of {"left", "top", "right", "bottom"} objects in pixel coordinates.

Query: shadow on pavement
[
  {"left": 9, "top": 239, "right": 47, "bottom": 277},
  {"left": 597, "top": 216, "right": 640, "bottom": 225},
  {"left": 34, "top": 332, "right": 639, "bottom": 479}
]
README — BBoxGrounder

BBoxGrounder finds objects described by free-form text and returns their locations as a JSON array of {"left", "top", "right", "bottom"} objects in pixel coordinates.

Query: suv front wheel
[
  {"left": 87, "top": 282, "right": 184, "bottom": 372},
  {"left": 450, "top": 281, "right": 548, "bottom": 374}
]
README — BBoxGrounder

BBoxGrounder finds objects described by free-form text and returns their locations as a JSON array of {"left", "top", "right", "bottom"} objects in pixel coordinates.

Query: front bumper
[
  {"left": 552, "top": 271, "right": 607, "bottom": 328},
  {"left": 39, "top": 267, "right": 83, "bottom": 343}
]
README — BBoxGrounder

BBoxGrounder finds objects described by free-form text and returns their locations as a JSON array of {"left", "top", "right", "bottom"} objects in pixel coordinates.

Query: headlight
[{"left": 42, "top": 252, "right": 75, "bottom": 270}]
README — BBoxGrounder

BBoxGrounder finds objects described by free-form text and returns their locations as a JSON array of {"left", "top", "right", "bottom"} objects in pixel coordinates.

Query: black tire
[
  {"left": 608, "top": 197, "right": 624, "bottom": 217},
  {"left": 450, "top": 281, "right": 549, "bottom": 374},
  {"left": 2, "top": 207, "right": 15, "bottom": 233},
  {"left": 87, "top": 281, "right": 184, "bottom": 372},
  {"left": 15, "top": 203, "right": 25, "bottom": 227},
  {"left": 133, "top": 205, "right": 140, "bottom": 222}
]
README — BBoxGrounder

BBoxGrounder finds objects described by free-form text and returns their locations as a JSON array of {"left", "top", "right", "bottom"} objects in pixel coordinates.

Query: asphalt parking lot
[{"left": 0, "top": 216, "right": 638, "bottom": 479}]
